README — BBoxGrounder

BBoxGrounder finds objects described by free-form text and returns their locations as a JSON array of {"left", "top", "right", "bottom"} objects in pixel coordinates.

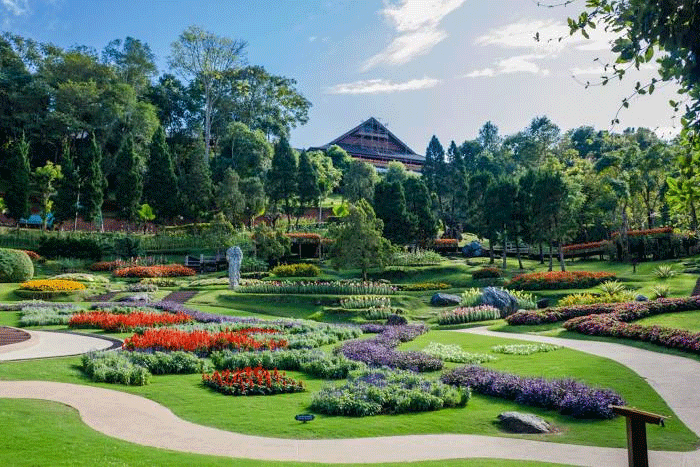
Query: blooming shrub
[
  {"left": 90, "top": 260, "right": 132, "bottom": 271},
  {"left": 236, "top": 280, "right": 396, "bottom": 295},
  {"left": 311, "top": 368, "right": 469, "bottom": 417},
  {"left": 186, "top": 277, "right": 229, "bottom": 287},
  {"left": 399, "top": 282, "right": 451, "bottom": 291},
  {"left": 558, "top": 291, "right": 635, "bottom": 307},
  {"left": 122, "top": 328, "right": 287, "bottom": 354},
  {"left": 611, "top": 227, "right": 673, "bottom": 238},
  {"left": 18, "top": 279, "right": 86, "bottom": 292},
  {"left": 491, "top": 344, "right": 560, "bottom": 355},
  {"left": 69, "top": 310, "right": 192, "bottom": 332},
  {"left": 126, "top": 283, "right": 158, "bottom": 292},
  {"left": 340, "top": 296, "right": 391, "bottom": 309},
  {"left": 139, "top": 277, "right": 179, "bottom": 287},
  {"left": 441, "top": 366, "right": 624, "bottom": 419},
  {"left": 202, "top": 367, "right": 305, "bottom": 396},
  {"left": 424, "top": 342, "right": 496, "bottom": 364},
  {"left": 438, "top": 306, "right": 501, "bottom": 325},
  {"left": 271, "top": 263, "right": 321, "bottom": 277},
  {"left": 433, "top": 238, "right": 459, "bottom": 248},
  {"left": 114, "top": 264, "right": 196, "bottom": 278},
  {"left": 362, "top": 306, "right": 403, "bottom": 321},
  {"left": 507, "top": 271, "right": 616, "bottom": 290},
  {"left": 472, "top": 267, "right": 503, "bottom": 280}
]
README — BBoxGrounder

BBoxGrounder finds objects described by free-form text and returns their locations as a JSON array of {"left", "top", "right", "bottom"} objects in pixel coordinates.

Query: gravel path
[{"left": 0, "top": 329, "right": 118, "bottom": 361}]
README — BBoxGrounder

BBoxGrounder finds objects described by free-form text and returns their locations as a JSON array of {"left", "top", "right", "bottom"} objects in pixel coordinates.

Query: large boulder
[
  {"left": 635, "top": 294, "right": 649, "bottom": 302},
  {"left": 498, "top": 412, "right": 552, "bottom": 434},
  {"left": 430, "top": 293, "right": 461, "bottom": 307},
  {"left": 462, "top": 241, "right": 483, "bottom": 258},
  {"left": 480, "top": 287, "right": 519, "bottom": 317}
]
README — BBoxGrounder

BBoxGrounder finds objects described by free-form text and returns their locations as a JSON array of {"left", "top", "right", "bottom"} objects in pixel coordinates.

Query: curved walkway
[
  {"left": 1, "top": 330, "right": 700, "bottom": 465},
  {"left": 0, "top": 329, "right": 117, "bottom": 361}
]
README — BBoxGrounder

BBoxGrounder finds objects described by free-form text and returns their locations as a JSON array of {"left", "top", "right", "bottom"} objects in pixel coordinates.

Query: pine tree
[
  {"left": 447, "top": 141, "right": 468, "bottom": 236},
  {"left": 114, "top": 134, "right": 143, "bottom": 221},
  {"left": 373, "top": 180, "right": 411, "bottom": 245},
  {"left": 422, "top": 135, "right": 444, "bottom": 194},
  {"left": 53, "top": 142, "right": 80, "bottom": 225},
  {"left": 267, "top": 136, "right": 297, "bottom": 227},
  {"left": 296, "top": 150, "right": 320, "bottom": 223},
  {"left": 5, "top": 134, "right": 30, "bottom": 222},
  {"left": 179, "top": 141, "right": 213, "bottom": 220},
  {"left": 144, "top": 127, "right": 179, "bottom": 221},
  {"left": 403, "top": 177, "right": 438, "bottom": 246},
  {"left": 81, "top": 134, "right": 106, "bottom": 223},
  {"left": 216, "top": 167, "right": 244, "bottom": 226}
]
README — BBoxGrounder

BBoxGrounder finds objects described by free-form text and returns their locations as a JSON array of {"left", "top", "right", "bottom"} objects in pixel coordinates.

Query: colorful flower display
[
  {"left": 69, "top": 310, "right": 192, "bottom": 332},
  {"left": 113, "top": 264, "right": 196, "bottom": 278},
  {"left": 507, "top": 271, "right": 616, "bottom": 290},
  {"left": 202, "top": 366, "right": 304, "bottom": 396},
  {"left": 18, "top": 279, "right": 86, "bottom": 292},
  {"left": 122, "top": 328, "right": 287, "bottom": 354}
]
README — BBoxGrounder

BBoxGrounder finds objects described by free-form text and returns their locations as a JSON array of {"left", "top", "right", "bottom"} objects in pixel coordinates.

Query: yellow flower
[{"left": 19, "top": 279, "right": 86, "bottom": 292}]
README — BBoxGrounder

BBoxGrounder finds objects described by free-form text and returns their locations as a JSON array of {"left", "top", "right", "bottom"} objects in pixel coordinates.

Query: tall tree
[
  {"left": 144, "top": 126, "right": 179, "bottom": 221},
  {"left": 5, "top": 134, "right": 30, "bottom": 222},
  {"left": 296, "top": 150, "right": 320, "bottom": 224},
  {"left": 341, "top": 160, "right": 377, "bottom": 203},
  {"left": 240, "top": 176, "right": 266, "bottom": 228},
  {"left": 32, "top": 161, "right": 62, "bottom": 230},
  {"left": 53, "top": 142, "right": 80, "bottom": 226},
  {"left": 80, "top": 133, "right": 106, "bottom": 223},
  {"left": 215, "top": 167, "right": 244, "bottom": 226},
  {"left": 373, "top": 180, "right": 412, "bottom": 245},
  {"left": 101, "top": 37, "right": 157, "bottom": 94},
  {"left": 403, "top": 177, "right": 438, "bottom": 247},
  {"left": 113, "top": 134, "right": 142, "bottom": 221},
  {"left": 422, "top": 135, "right": 444, "bottom": 195},
  {"left": 169, "top": 26, "right": 247, "bottom": 161},
  {"left": 215, "top": 121, "right": 272, "bottom": 180},
  {"left": 326, "top": 144, "right": 351, "bottom": 172},
  {"left": 179, "top": 141, "right": 213, "bottom": 220},
  {"left": 267, "top": 136, "right": 297, "bottom": 227}
]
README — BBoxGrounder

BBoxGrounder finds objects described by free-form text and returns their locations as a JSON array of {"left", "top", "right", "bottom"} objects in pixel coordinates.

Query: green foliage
[
  {"left": 339, "top": 296, "right": 391, "bottom": 309},
  {"left": 178, "top": 142, "right": 213, "bottom": 219},
  {"left": 373, "top": 180, "right": 412, "bottom": 245},
  {"left": 267, "top": 136, "right": 297, "bottom": 223},
  {"left": 472, "top": 267, "right": 503, "bottom": 280},
  {"left": 271, "top": 263, "right": 320, "bottom": 277},
  {"left": 296, "top": 150, "right": 320, "bottom": 215},
  {"left": 37, "top": 235, "right": 108, "bottom": 260},
  {"left": 651, "top": 284, "right": 670, "bottom": 299},
  {"left": 399, "top": 282, "right": 450, "bottom": 291},
  {"left": 328, "top": 199, "right": 392, "bottom": 280},
  {"left": 403, "top": 177, "right": 438, "bottom": 246},
  {"left": 32, "top": 161, "right": 62, "bottom": 229},
  {"left": 326, "top": 144, "right": 351, "bottom": 172},
  {"left": 5, "top": 134, "right": 30, "bottom": 221},
  {"left": 80, "top": 352, "right": 150, "bottom": 386},
  {"left": 653, "top": 264, "right": 677, "bottom": 279},
  {"left": 491, "top": 344, "right": 560, "bottom": 355},
  {"left": 252, "top": 223, "right": 290, "bottom": 266},
  {"left": 113, "top": 134, "right": 143, "bottom": 221},
  {"left": 387, "top": 249, "right": 443, "bottom": 267},
  {"left": 19, "top": 304, "right": 79, "bottom": 326},
  {"left": 53, "top": 143, "right": 80, "bottom": 224},
  {"left": 137, "top": 203, "right": 155, "bottom": 223},
  {"left": 423, "top": 342, "right": 496, "bottom": 364},
  {"left": 342, "top": 160, "right": 377, "bottom": 203},
  {"left": 216, "top": 122, "right": 273, "bottom": 178},
  {"left": 144, "top": 126, "right": 179, "bottom": 221},
  {"left": 598, "top": 280, "right": 628, "bottom": 296},
  {"left": 239, "top": 176, "right": 266, "bottom": 227},
  {"left": 80, "top": 134, "right": 106, "bottom": 222},
  {"left": 0, "top": 248, "right": 34, "bottom": 282},
  {"left": 438, "top": 306, "right": 502, "bottom": 325},
  {"left": 215, "top": 167, "right": 244, "bottom": 226}
]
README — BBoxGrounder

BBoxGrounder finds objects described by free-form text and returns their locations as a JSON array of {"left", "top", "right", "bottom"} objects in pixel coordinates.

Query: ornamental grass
[
  {"left": 236, "top": 280, "right": 396, "bottom": 295},
  {"left": 507, "top": 271, "right": 616, "bottom": 290},
  {"left": 69, "top": 310, "right": 192, "bottom": 332},
  {"left": 438, "top": 305, "right": 501, "bottom": 325},
  {"left": 122, "top": 328, "right": 287, "bottom": 354},
  {"left": 113, "top": 264, "right": 196, "bottom": 278},
  {"left": 202, "top": 367, "right": 305, "bottom": 396},
  {"left": 18, "top": 279, "right": 86, "bottom": 292}
]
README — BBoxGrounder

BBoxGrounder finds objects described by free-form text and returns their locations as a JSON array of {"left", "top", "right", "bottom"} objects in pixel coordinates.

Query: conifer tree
[
  {"left": 447, "top": 140, "right": 468, "bottom": 236},
  {"left": 296, "top": 150, "right": 320, "bottom": 222},
  {"left": 114, "top": 134, "right": 143, "bottom": 221},
  {"left": 81, "top": 134, "right": 106, "bottom": 223},
  {"left": 216, "top": 167, "right": 244, "bottom": 226},
  {"left": 267, "top": 136, "right": 297, "bottom": 227},
  {"left": 403, "top": 177, "right": 438, "bottom": 246},
  {"left": 179, "top": 141, "right": 213, "bottom": 220},
  {"left": 53, "top": 142, "right": 80, "bottom": 225},
  {"left": 5, "top": 134, "right": 30, "bottom": 222},
  {"left": 144, "top": 126, "right": 179, "bottom": 221},
  {"left": 373, "top": 180, "right": 412, "bottom": 245},
  {"left": 422, "top": 135, "right": 444, "bottom": 194}
]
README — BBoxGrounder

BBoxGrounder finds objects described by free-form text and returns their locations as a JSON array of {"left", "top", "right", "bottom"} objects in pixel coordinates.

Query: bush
[
  {"left": 50, "top": 273, "right": 109, "bottom": 284},
  {"left": 340, "top": 296, "right": 391, "bottom": 309},
  {"left": 387, "top": 250, "right": 444, "bottom": 267},
  {"left": 399, "top": 282, "right": 450, "bottom": 291},
  {"left": 441, "top": 366, "right": 624, "bottom": 419},
  {"left": 127, "top": 351, "right": 211, "bottom": 374},
  {"left": 558, "top": 292, "right": 635, "bottom": 307},
  {"left": 653, "top": 265, "right": 676, "bottom": 279},
  {"left": 271, "top": 263, "right": 321, "bottom": 277},
  {"left": 37, "top": 236, "right": 108, "bottom": 260},
  {"left": 651, "top": 285, "right": 670, "bottom": 299},
  {"left": 311, "top": 368, "right": 469, "bottom": 417},
  {"left": 211, "top": 349, "right": 320, "bottom": 372},
  {"left": 0, "top": 248, "right": 33, "bottom": 282},
  {"left": 472, "top": 267, "right": 503, "bottom": 280},
  {"left": 80, "top": 352, "right": 151, "bottom": 386},
  {"left": 126, "top": 283, "right": 158, "bottom": 292},
  {"left": 19, "top": 304, "right": 80, "bottom": 326},
  {"left": 139, "top": 277, "right": 178, "bottom": 287},
  {"left": 507, "top": 271, "right": 616, "bottom": 290},
  {"left": 361, "top": 306, "right": 403, "bottom": 321},
  {"left": 386, "top": 314, "right": 408, "bottom": 326},
  {"left": 491, "top": 344, "right": 560, "bottom": 355},
  {"left": 438, "top": 305, "right": 501, "bottom": 325}
]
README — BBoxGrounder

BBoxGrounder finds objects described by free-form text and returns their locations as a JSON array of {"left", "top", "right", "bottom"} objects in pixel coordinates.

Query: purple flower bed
[
  {"left": 337, "top": 324, "right": 441, "bottom": 372},
  {"left": 359, "top": 323, "right": 386, "bottom": 334},
  {"left": 1, "top": 301, "right": 78, "bottom": 311},
  {"left": 440, "top": 366, "right": 624, "bottom": 419}
]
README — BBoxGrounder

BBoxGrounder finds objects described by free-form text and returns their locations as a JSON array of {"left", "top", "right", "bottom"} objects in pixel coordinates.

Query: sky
[{"left": 1, "top": 0, "right": 683, "bottom": 155}]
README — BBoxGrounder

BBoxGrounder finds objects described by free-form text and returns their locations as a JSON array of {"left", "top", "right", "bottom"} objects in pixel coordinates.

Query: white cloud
[
  {"left": 362, "top": 0, "right": 466, "bottom": 70},
  {"left": 465, "top": 54, "right": 550, "bottom": 78},
  {"left": 653, "top": 126, "right": 681, "bottom": 140},
  {"left": 464, "top": 68, "right": 495, "bottom": 78},
  {"left": 1, "top": 0, "right": 29, "bottom": 15},
  {"left": 570, "top": 66, "right": 606, "bottom": 76},
  {"left": 308, "top": 36, "right": 317, "bottom": 42},
  {"left": 326, "top": 77, "right": 441, "bottom": 95}
]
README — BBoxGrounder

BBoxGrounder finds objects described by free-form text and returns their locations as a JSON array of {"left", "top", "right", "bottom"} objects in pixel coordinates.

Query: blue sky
[{"left": 2, "top": 0, "right": 681, "bottom": 154}]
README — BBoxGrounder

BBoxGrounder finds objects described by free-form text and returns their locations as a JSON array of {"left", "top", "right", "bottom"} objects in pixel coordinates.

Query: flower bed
[
  {"left": 69, "top": 310, "right": 192, "bottom": 332},
  {"left": 50, "top": 273, "right": 109, "bottom": 283},
  {"left": 491, "top": 344, "right": 560, "bottom": 355},
  {"left": 18, "top": 279, "right": 86, "bottom": 292},
  {"left": 19, "top": 304, "right": 80, "bottom": 326},
  {"left": 202, "top": 367, "right": 304, "bottom": 396},
  {"left": 562, "top": 240, "right": 612, "bottom": 253},
  {"left": 398, "top": 282, "right": 450, "bottom": 291},
  {"left": 271, "top": 263, "right": 320, "bottom": 277},
  {"left": 441, "top": 366, "right": 624, "bottom": 419},
  {"left": 424, "top": 342, "right": 496, "bottom": 364},
  {"left": 122, "top": 328, "right": 287, "bottom": 354},
  {"left": 340, "top": 296, "right": 391, "bottom": 309},
  {"left": 236, "top": 280, "right": 396, "bottom": 295},
  {"left": 90, "top": 260, "right": 133, "bottom": 271},
  {"left": 507, "top": 271, "right": 616, "bottom": 290},
  {"left": 114, "top": 264, "right": 196, "bottom": 278},
  {"left": 611, "top": 227, "right": 673, "bottom": 238},
  {"left": 311, "top": 368, "right": 468, "bottom": 417},
  {"left": 438, "top": 305, "right": 501, "bottom": 325},
  {"left": 284, "top": 232, "right": 322, "bottom": 244},
  {"left": 433, "top": 238, "right": 459, "bottom": 249}
]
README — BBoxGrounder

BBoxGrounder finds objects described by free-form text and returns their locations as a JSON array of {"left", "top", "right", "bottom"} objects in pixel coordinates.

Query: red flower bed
[
  {"left": 611, "top": 227, "right": 673, "bottom": 238},
  {"left": 507, "top": 271, "right": 616, "bottom": 290},
  {"left": 562, "top": 240, "right": 611, "bottom": 253},
  {"left": 69, "top": 311, "right": 193, "bottom": 332},
  {"left": 114, "top": 264, "right": 196, "bottom": 278},
  {"left": 202, "top": 366, "right": 305, "bottom": 396},
  {"left": 434, "top": 238, "right": 458, "bottom": 247},
  {"left": 122, "top": 328, "right": 287, "bottom": 354},
  {"left": 90, "top": 260, "right": 132, "bottom": 271}
]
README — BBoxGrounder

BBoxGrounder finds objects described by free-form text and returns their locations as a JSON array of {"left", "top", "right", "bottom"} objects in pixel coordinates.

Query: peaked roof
[{"left": 326, "top": 117, "right": 419, "bottom": 156}]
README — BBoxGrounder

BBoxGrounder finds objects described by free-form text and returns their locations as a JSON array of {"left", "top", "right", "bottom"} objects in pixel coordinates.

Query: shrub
[
  {"left": 361, "top": 306, "right": 402, "bottom": 321},
  {"left": 80, "top": 352, "right": 151, "bottom": 386},
  {"left": 340, "top": 296, "right": 391, "bottom": 309},
  {"left": 507, "top": 271, "right": 616, "bottom": 290},
  {"left": 558, "top": 292, "right": 635, "bottom": 306},
  {"left": 0, "top": 248, "right": 34, "bottom": 282},
  {"left": 18, "top": 279, "right": 85, "bottom": 292},
  {"left": 139, "top": 277, "right": 179, "bottom": 287},
  {"left": 387, "top": 249, "right": 443, "bottom": 267},
  {"left": 126, "top": 283, "right": 158, "bottom": 292},
  {"left": 460, "top": 288, "right": 482, "bottom": 307},
  {"left": 50, "top": 273, "right": 109, "bottom": 283},
  {"left": 438, "top": 305, "right": 501, "bottom": 325},
  {"left": 271, "top": 263, "right": 321, "bottom": 277},
  {"left": 311, "top": 368, "right": 469, "bottom": 417},
  {"left": 386, "top": 314, "right": 408, "bottom": 326},
  {"left": 441, "top": 366, "right": 624, "bottom": 419},
  {"left": 128, "top": 351, "right": 212, "bottom": 375},
  {"left": 202, "top": 367, "right": 305, "bottom": 396},
  {"left": 236, "top": 280, "right": 396, "bottom": 295},
  {"left": 186, "top": 277, "right": 229, "bottom": 287},
  {"left": 472, "top": 267, "right": 503, "bottom": 280},
  {"left": 399, "top": 282, "right": 450, "bottom": 291},
  {"left": 114, "top": 264, "right": 196, "bottom": 278},
  {"left": 651, "top": 285, "right": 670, "bottom": 299},
  {"left": 598, "top": 280, "right": 628, "bottom": 295},
  {"left": 491, "top": 344, "right": 560, "bottom": 355},
  {"left": 654, "top": 265, "right": 676, "bottom": 279},
  {"left": 424, "top": 342, "right": 496, "bottom": 364},
  {"left": 37, "top": 236, "right": 107, "bottom": 260},
  {"left": 90, "top": 260, "right": 132, "bottom": 271}
]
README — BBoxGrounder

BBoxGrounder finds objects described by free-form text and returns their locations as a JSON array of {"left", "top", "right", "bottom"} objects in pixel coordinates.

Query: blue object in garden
[
  {"left": 462, "top": 241, "right": 482, "bottom": 257},
  {"left": 19, "top": 213, "right": 54, "bottom": 228}
]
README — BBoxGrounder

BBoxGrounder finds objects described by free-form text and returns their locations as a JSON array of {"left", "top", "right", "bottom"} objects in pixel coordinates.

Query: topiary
[{"left": 0, "top": 248, "right": 34, "bottom": 282}]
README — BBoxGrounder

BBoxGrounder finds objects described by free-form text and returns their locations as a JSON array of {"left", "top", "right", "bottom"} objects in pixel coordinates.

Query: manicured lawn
[
  {"left": 0, "top": 330, "right": 695, "bottom": 451},
  {"left": 0, "top": 399, "right": 573, "bottom": 467},
  {"left": 635, "top": 310, "right": 700, "bottom": 332}
]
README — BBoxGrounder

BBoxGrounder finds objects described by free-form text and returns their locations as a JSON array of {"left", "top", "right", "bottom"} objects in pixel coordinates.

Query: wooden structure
[
  {"left": 184, "top": 253, "right": 227, "bottom": 272},
  {"left": 610, "top": 405, "right": 667, "bottom": 467},
  {"left": 310, "top": 117, "right": 424, "bottom": 171}
]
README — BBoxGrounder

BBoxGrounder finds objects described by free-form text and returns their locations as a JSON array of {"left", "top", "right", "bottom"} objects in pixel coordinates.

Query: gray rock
[
  {"left": 480, "top": 287, "right": 519, "bottom": 317},
  {"left": 536, "top": 298, "right": 549, "bottom": 309},
  {"left": 635, "top": 294, "right": 649, "bottom": 302},
  {"left": 118, "top": 292, "right": 151, "bottom": 303},
  {"left": 498, "top": 412, "right": 552, "bottom": 434},
  {"left": 462, "top": 241, "right": 483, "bottom": 258},
  {"left": 430, "top": 293, "right": 461, "bottom": 306}
]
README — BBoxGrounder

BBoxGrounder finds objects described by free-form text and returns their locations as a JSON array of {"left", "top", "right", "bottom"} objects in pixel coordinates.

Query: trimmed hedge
[
  {"left": 0, "top": 248, "right": 33, "bottom": 282},
  {"left": 271, "top": 263, "right": 321, "bottom": 277}
]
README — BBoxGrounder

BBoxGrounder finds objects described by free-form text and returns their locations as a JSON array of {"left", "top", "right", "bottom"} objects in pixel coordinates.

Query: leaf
[
  {"left": 581, "top": 29, "right": 590, "bottom": 39},
  {"left": 644, "top": 47, "right": 654, "bottom": 62}
]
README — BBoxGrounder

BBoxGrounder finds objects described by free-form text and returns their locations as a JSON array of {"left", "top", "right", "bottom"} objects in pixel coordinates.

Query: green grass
[
  {"left": 635, "top": 310, "right": 700, "bottom": 332},
  {"left": 0, "top": 399, "right": 574, "bottom": 467}
]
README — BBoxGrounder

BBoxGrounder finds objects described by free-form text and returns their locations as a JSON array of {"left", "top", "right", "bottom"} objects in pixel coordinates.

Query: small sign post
[
  {"left": 610, "top": 405, "right": 668, "bottom": 467},
  {"left": 295, "top": 414, "right": 315, "bottom": 423}
]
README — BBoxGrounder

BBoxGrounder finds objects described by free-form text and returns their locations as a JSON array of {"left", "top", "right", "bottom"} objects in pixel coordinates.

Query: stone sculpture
[{"left": 226, "top": 246, "right": 243, "bottom": 289}]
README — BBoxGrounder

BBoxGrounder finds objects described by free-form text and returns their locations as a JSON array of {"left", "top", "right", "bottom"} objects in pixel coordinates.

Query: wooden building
[{"left": 311, "top": 117, "right": 424, "bottom": 171}]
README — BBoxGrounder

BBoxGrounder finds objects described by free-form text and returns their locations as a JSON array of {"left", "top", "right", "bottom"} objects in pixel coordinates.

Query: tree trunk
[
  {"left": 204, "top": 89, "right": 212, "bottom": 162},
  {"left": 558, "top": 238, "right": 566, "bottom": 272},
  {"left": 539, "top": 243, "right": 544, "bottom": 264},
  {"left": 502, "top": 230, "right": 507, "bottom": 270},
  {"left": 548, "top": 241, "right": 553, "bottom": 272},
  {"left": 489, "top": 237, "right": 495, "bottom": 264},
  {"left": 517, "top": 245, "right": 523, "bottom": 270}
]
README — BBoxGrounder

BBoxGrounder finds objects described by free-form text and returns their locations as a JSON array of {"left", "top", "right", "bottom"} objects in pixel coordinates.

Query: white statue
[{"left": 226, "top": 246, "right": 243, "bottom": 289}]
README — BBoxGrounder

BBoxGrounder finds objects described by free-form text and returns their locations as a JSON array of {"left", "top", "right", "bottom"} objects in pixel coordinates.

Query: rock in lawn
[
  {"left": 430, "top": 293, "right": 461, "bottom": 306},
  {"left": 498, "top": 412, "right": 552, "bottom": 434},
  {"left": 635, "top": 294, "right": 649, "bottom": 302},
  {"left": 480, "top": 287, "right": 519, "bottom": 317},
  {"left": 536, "top": 298, "right": 549, "bottom": 309}
]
